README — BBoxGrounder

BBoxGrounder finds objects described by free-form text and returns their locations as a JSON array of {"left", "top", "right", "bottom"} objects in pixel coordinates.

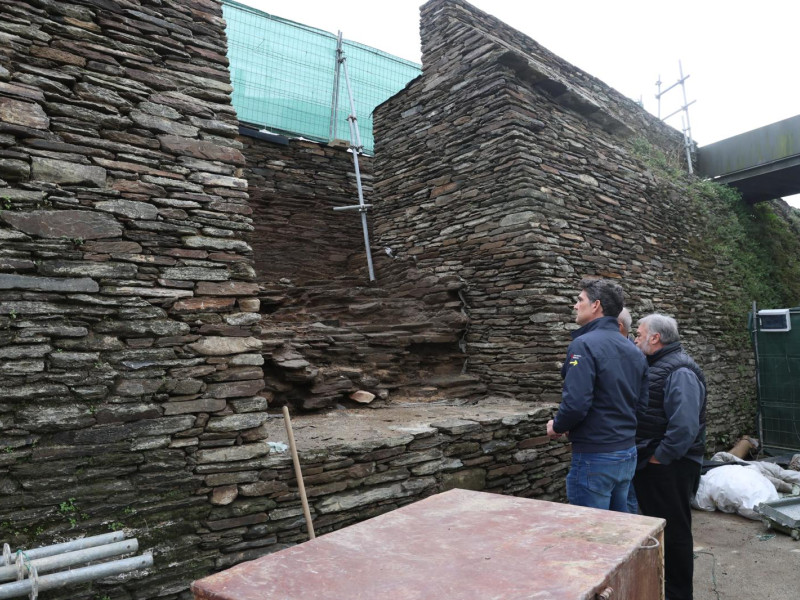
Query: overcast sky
[{"left": 236, "top": 0, "right": 800, "bottom": 206}]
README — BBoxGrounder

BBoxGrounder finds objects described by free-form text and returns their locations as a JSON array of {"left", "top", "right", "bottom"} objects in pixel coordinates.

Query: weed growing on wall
[
  {"left": 632, "top": 137, "right": 800, "bottom": 343},
  {"left": 690, "top": 180, "right": 800, "bottom": 311}
]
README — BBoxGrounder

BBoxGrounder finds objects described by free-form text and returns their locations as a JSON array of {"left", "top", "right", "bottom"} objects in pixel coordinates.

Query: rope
[{"left": 638, "top": 535, "right": 660, "bottom": 550}]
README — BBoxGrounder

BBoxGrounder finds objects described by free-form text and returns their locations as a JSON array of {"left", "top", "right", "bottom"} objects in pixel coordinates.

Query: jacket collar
[
  {"left": 647, "top": 341, "right": 682, "bottom": 366},
  {"left": 571, "top": 315, "right": 619, "bottom": 340}
]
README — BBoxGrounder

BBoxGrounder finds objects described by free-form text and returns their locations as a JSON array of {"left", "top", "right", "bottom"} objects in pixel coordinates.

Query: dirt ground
[{"left": 692, "top": 508, "right": 800, "bottom": 600}]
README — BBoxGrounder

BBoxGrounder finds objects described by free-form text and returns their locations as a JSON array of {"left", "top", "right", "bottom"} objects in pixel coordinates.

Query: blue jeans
[{"left": 566, "top": 447, "right": 637, "bottom": 513}]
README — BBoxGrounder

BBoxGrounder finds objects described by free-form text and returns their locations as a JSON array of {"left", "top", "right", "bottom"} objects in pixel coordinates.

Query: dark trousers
[{"left": 634, "top": 458, "right": 701, "bottom": 600}]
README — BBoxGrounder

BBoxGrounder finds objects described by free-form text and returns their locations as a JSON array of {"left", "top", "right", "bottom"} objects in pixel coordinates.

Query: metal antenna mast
[
  {"left": 330, "top": 31, "right": 376, "bottom": 282},
  {"left": 655, "top": 60, "right": 696, "bottom": 174}
]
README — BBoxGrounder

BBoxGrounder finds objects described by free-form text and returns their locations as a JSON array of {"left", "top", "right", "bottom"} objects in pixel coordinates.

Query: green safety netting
[
  {"left": 750, "top": 309, "right": 800, "bottom": 451},
  {"left": 222, "top": 0, "right": 421, "bottom": 154}
]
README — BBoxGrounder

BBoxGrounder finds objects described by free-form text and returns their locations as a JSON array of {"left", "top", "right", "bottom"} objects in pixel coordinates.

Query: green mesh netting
[
  {"left": 751, "top": 309, "right": 800, "bottom": 451},
  {"left": 222, "top": 0, "right": 421, "bottom": 154}
]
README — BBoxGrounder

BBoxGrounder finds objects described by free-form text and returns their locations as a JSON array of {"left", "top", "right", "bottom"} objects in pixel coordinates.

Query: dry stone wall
[
  {"left": 204, "top": 401, "right": 568, "bottom": 569},
  {"left": 240, "top": 132, "right": 371, "bottom": 283},
  {"left": 0, "top": 1, "right": 266, "bottom": 598},
  {"left": 373, "top": 0, "right": 756, "bottom": 447}
]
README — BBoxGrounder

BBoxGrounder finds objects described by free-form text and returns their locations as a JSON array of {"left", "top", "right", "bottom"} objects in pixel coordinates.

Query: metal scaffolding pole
[
  {"left": 330, "top": 30, "right": 376, "bottom": 282},
  {"left": 655, "top": 60, "right": 696, "bottom": 174},
  {"left": 0, "top": 533, "right": 152, "bottom": 599}
]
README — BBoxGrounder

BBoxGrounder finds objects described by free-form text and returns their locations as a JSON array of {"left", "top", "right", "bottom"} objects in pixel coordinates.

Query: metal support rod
[
  {"left": 0, "top": 554, "right": 153, "bottom": 600},
  {"left": 333, "top": 36, "right": 376, "bottom": 282},
  {"left": 656, "top": 60, "right": 695, "bottom": 174},
  {"left": 655, "top": 75, "right": 661, "bottom": 119},
  {"left": 282, "top": 406, "right": 315, "bottom": 541},
  {"left": 681, "top": 115, "right": 694, "bottom": 175},
  {"left": 2, "top": 533, "right": 125, "bottom": 565},
  {"left": 678, "top": 61, "right": 694, "bottom": 146},
  {"left": 661, "top": 99, "right": 696, "bottom": 122},
  {"left": 0, "top": 539, "right": 138, "bottom": 582},
  {"left": 655, "top": 74, "right": 690, "bottom": 99},
  {"left": 752, "top": 300, "right": 764, "bottom": 455},
  {"left": 329, "top": 32, "right": 343, "bottom": 141},
  {"left": 333, "top": 204, "right": 373, "bottom": 211}
]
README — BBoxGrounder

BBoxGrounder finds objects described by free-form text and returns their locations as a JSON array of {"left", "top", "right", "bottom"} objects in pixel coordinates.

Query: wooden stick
[{"left": 282, "top": 406, "right": 315, "bottom": 540}]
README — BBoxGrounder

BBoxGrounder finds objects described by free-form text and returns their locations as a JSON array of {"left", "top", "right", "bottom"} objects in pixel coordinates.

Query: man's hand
[
  {"left": 648, "top": 456, "right": 661, "bottom": 464},
  {"left": 546, "top": 419, "right": 562, "bottom": 439}
]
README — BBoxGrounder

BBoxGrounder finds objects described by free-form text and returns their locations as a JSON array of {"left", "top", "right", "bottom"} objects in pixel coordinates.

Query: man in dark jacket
[
  {"left": 633, "top": 313, "right": 706, "bottom": 600},
  {"left": 546, "top": 279, "right": 648, "bottom": 512}
]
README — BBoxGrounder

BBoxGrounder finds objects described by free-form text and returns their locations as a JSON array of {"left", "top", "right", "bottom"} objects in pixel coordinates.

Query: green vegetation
[
  {"left": 631, "top": 137, "right": 800, "bottom": 343},
  {"left": 689, "top": 180, "right": 800, "bottom": 326}
]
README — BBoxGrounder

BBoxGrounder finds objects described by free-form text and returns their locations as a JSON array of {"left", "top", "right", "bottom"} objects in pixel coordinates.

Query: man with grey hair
[
  {"left": 633, "top": 313, "right": 707, "bottom": 600},
  {"left": 617, "top": 307, "right": 632, "bottom": 338}
]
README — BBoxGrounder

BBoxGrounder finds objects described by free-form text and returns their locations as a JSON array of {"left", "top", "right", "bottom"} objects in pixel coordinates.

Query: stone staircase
[{"left": 258, "top": 267, "right": 486, "bottom": 410}]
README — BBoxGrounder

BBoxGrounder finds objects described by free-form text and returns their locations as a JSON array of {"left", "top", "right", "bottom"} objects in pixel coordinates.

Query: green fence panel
[
  {"left": 222, "top": 0, "right": 421, "bottom": 154},
  {"left": 751, "top": 309, "right": 800, "bottom": 451}
]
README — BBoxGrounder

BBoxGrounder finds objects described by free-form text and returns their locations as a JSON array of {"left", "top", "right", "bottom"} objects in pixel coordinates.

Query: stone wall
[
  {"left": 372, "top": 0, "right": 756, "bottom": 446},
  {"left": 240, "top": 132, "right": 370, "bottom": 283},
  {"left": 0, "top": 1, "right": 266, "bottom": 598},
  {"left": 202, "top": 401, "right": 568, "bottom": 568}
]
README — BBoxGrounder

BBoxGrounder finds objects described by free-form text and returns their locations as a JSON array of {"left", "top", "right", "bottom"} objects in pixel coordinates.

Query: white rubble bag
[{"left": 692, "top": 464, "right": 779, "bottom": 520}]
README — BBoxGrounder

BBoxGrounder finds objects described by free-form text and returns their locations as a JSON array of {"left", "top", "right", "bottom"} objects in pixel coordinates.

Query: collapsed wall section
[
  {"left": 0, "top": 1, "right": 266, "bottom": 597},
  {"left": 373, "top": 0, "right": 755, "bottom": 444},
  {"left": 239, "top": 132, "right": 478, "bottom": 409}
]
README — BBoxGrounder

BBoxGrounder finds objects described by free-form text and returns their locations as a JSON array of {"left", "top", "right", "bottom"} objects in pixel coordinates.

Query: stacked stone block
[
  {"left": 373, "top": 0, "right": 756, "bottom": 444},
  {"left": 202, "top": 402, "right": 568, "bottom": 568},
  {"left": 0, "top": 1, "right": 264, "bottom": 597}
]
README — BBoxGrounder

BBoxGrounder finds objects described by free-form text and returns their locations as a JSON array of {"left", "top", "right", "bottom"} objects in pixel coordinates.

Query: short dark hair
[{"left": 580, "top": 278, "right": 624, "bottom": 318}]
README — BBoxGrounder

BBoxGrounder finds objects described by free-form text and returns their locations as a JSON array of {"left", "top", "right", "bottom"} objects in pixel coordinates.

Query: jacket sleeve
[
  {"left": 553, "top": 339, "right": 596, "bottom": 434},
  {"left": 653, "top": 368, "right": 704, "bottom": 465},
  {"left": 637, "top": 357, "right": 649, "bottom": 420}
]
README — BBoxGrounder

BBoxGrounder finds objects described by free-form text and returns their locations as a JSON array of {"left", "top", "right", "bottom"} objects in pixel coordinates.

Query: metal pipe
[
  {"left": 3, "top": 533, "right": 125, "bottom": 564},
  {"left": 661, "top": 99, "right": 696, "bottom": 122},
  {"left": 0, "top": 539, "right": 138, "bottom": 582},
  {"left": 329, "top": 31, "right": 343, "bottom": 141},
  {"left": 341, "top": 59, "right": 363, "bottom": 151},
  {"left": 282, "top": 406, "right": 315, "bottom": 541},
  {"left": 752, "top": 300, "right": 764, "bottom": 455},
  {"left": 0, "top": 553, "right": 152, "bottom": 599},
  {"left": 339, "top": 53, "right": 376, "bottom": 282}
]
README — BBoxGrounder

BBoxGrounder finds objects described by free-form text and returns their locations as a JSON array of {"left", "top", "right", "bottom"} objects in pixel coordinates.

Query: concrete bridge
[{"left": 697, "top": 114, "right": 800, "bottom": 202}]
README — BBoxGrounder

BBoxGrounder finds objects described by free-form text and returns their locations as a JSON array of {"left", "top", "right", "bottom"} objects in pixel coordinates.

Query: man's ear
[{"left": 592, "top": 299, "right": 602, "bottom": 315}]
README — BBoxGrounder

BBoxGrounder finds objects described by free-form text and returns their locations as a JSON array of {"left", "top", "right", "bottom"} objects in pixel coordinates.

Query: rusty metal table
[{"left": 192, "top": 488, "right": 665, "bottom": 600}]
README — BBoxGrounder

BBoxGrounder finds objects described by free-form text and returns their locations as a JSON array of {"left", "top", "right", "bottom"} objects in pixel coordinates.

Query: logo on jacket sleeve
[{"left": 569, "top": 353, "right": 581, "bottom": 366}]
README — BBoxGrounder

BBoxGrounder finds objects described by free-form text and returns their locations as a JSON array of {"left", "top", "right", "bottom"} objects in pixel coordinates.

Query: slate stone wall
[
  {"left": 240, "top": 135, "right": 371, "bottom": 283},
  {"left": 207, "top": 402, "right": 568, "bottom": 567},
  {"left": 373, "top": 0, "right": 756, "bottom": 447},
  {"left": 0, "top": 1, "right": 266, "bottom": 597}
]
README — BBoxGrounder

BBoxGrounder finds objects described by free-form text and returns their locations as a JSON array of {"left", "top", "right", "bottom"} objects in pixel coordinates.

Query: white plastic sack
[{"left": 692, "top": 464, "right": 779, "bottom": 520}]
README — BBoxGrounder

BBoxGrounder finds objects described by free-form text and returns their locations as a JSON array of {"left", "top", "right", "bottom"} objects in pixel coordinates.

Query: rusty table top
[{"left": 192, "top": 488, "right": 664, "bottom": 600}]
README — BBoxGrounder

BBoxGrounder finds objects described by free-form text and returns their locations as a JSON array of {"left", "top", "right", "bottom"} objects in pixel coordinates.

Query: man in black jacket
[
  {"left": 633, "top": 313, "right": 706, "bottom": 600},
  {"left": 546, "top": 279, "right": 648, "bottom": 512}
]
